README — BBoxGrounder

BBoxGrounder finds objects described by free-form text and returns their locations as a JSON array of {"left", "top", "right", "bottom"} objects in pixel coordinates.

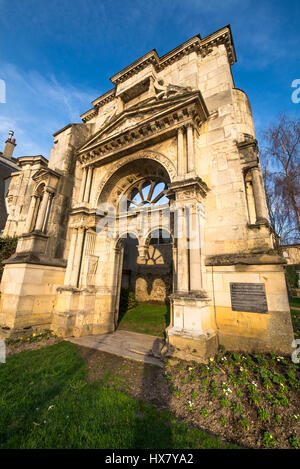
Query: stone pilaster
[
  {"left": 79, "top": 168, "right": 87, "bottom": 202},
  {"left": 24, "top": 195, "right": 37, "bottom": 233},
  {"left": 188, "top": 204, "right": 203, "bottom": 291},
  {"left": 83, "top": 166, "right": 93, "bottom": 203},
  {"left": 175, "top": 204, "right": 189, "bottom": 292},
  {"left": 186, "top": 123, "right": 195, "bottom": 174},
  {"left": 70, "top": 227, "right": 85, "bottom": 287},
  {"left": 251, "top": 166, "right": 268, "bottom": 223},
  {"left": 177, "top": 127, "right": 185, "bottom": 177},
  {"left": 35, "top": 190, "right": 51, "bottom": 232},
  {"left": 64, "top": 228, "right": 78, "bottom": 286}
]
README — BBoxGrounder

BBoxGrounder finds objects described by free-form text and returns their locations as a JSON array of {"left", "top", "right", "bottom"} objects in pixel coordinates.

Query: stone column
[
  {"left": 251, "top": 166, "right": 268, "bottom": 222},
  {"left": 188, "top": 204, "right": 202, "bottom": 291},
  {"left": 175, "top": 204, "right": 189, "bottom": 292},
  {"left": 64, "top": 228, "right": 78, "bottom": 285},
  {"left": 172, "top": 246, "right": 178, "bottom": 293},
  {"left": 113, "top": 246, "right": 124, "bottom": 326},
  {"left": 186, "top": 124, "right": 195, "bottom": 174},
  {"left": 24, "top": 195, "right": 37, "bottom": 233},
  {"left": 35, "top": 190, "right": 50, "bottom": 232},
  {"left": 83, "top": 166, "right": 93, "bottom": 203},
  {"left": 79, "top": 168, "right": 87, "bottom": 203},
  {"left": 177, "top": 127, "right": 185, "bottom": 176},
  {"left": 70, "top": 227, "right": 85, "bottom": 287}
]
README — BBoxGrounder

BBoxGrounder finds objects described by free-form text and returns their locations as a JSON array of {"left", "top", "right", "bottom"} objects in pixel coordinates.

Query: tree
[{"left": 260, "top": 114, "right": 300, "bottom": 245}]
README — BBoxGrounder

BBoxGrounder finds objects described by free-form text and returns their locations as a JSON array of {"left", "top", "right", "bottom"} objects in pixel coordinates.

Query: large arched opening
[{"left": 96, "top": 156, "right": 175, "bottom": 336}]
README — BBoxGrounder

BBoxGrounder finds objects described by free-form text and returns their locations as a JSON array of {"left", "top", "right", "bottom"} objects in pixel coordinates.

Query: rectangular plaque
[{"left": 230, "top": 282, "right": 268, "bottom": 314}]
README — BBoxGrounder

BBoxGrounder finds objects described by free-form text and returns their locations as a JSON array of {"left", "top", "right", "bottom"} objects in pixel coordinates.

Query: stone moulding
[
  {"left": 205, "top": 251, "right": 287, "bottom": 266},
  {"left": 78, "top": 92, "right": 208, "bottom": 167},
  {"left": 80, "top": 26, "right": 235, "bottom": 123},
  {"left": 3, "top": 253, "right": 67, "bottom": 268},
  {"left": 170, "top": 177, "right": 210, "bottom": 199},
  {"left": 170, "top": 290, "right": 210, "bottom": 300},
  {"left": 94, "top": 150, "right": 177, "bottom": 206}
]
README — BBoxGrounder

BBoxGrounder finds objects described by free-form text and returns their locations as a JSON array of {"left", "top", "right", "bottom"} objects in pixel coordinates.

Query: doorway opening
[{"left": 116, "top": 230, "right": 173, "bottom": 337}]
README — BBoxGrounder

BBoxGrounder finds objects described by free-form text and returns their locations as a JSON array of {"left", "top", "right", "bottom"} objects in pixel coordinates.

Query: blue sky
[{"left": 0, "top": 0, "right": 299, "bottom": 158}]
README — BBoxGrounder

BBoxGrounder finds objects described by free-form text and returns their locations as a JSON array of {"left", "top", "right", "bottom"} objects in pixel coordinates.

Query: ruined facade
[
  {"left": 0, "top": 26, "right": 294, "bottom": 361},
  {"left": 0, "top": 132, "right": 19, "bottom": 232}
]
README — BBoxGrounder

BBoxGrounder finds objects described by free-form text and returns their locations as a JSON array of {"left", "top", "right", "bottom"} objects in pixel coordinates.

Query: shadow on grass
[{"left": 0, "top": 340, "right": 239, "bottom": 449}]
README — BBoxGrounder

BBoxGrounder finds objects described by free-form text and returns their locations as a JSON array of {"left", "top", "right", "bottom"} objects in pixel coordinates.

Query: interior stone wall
[{"left": 122, "top": 240, "right": 173, "bottom": 304}]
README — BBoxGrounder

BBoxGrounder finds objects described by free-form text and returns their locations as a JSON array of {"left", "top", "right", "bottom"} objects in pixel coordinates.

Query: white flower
[
  {"left": 48, "top": 405, "right": 55, "bottom": 411},
  {"left": 251, "top": 381, "right": 257, "bottom": 387}
]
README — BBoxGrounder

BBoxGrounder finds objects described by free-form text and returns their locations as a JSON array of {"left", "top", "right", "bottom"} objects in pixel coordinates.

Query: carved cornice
[
  {"left": 205, "top": 251, "right": 286, "bottom": 266},
  {"left": 78, "top": 94, "right": 208, "bottom": 167},
  {"left": 81, "top": 26, "right": 235, "bottom": 123},
  {"left": 32, "top": 167, "right": 61, "bottom": 192},
  {"left": 81, "top": 89, "right": 116, "bottom": 123},
  {"left": 69, "top": 207, "right": 101, "bottom": 230},
  {"left": 237, "top": 135, "right": 259, "bottom": 170},
  {"left": 170, "top": 177, "right": 209, "bottom": 200},
  {"left": 110, "top": 26, "right": 235, "bottom": 86}
]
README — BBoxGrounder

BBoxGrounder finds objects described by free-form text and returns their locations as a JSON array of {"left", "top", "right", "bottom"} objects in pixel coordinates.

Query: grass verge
[
  {"left": 0, "top": 341, "right": 238, "bottom": 449},
  {"left": 118, "top": 303, "right": 169, "bottom": 337}
]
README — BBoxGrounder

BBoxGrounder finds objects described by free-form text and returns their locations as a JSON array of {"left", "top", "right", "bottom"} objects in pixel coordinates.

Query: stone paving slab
[{"left": 67, "top": 330, "right": 165, "bottom": 367}]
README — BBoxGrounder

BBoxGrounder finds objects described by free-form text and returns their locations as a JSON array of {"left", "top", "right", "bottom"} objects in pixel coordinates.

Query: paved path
[{"left": 67, "top": 330, "right": 165, "bottom": 367}]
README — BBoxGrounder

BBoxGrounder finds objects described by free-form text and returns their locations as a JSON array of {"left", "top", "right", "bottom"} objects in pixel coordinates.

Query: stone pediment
[
  {"left": 32, "top": 167, "right": 61, "bottom": 191},
  {"left": 78, "top": 90, "right": 209, "bottom": 166}
]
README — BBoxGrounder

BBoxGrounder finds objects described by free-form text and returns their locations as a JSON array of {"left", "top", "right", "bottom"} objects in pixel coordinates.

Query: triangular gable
[{"left": 78, "top": 90, "right": 208, "bottom": 156}]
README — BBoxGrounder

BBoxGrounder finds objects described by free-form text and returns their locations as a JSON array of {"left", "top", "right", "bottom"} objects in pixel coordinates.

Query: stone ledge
[
  {"left": 170, "top": 290, "right": 210, "bottom": 300},
  {"left": 3, "top": 252, "right": 67, "bottom": 268},
  {"left": 205, "top": 251, "right": 286, "bottom": 266}
]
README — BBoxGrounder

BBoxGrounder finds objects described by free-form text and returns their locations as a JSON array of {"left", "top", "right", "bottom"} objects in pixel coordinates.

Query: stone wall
[{"left": 122, "top": 240, "right": 173, "bottom": 304}]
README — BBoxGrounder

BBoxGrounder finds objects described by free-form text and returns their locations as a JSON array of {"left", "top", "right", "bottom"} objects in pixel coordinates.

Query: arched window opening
[{"left": 128, "top": 179, "right": 170, "bottom": 210}]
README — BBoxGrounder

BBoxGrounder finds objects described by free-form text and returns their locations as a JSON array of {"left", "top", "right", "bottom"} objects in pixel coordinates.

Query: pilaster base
[
  {"left": 52, "top": 287, "right": 115, "bottom": 338},
  {"left": 167, "top": 329, "right": 218, "bottom": 363},
  {"left": 167, "top": 291, "right": 218, "bottom": 362}
]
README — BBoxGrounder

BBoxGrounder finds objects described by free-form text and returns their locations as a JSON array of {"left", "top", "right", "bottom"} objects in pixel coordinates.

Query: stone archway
[
  {"left": 95, "top": 155, "right": 175, "bottom": 333},
  {"left": 95, "top": 150, "right": 176, "bottom": 207}
]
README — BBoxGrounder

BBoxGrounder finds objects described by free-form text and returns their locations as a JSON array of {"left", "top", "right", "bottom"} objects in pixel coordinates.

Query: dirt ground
[
  {"left": 6, "top": 337, "right": 62, "bottom": 356},
  {"left": 5, "top": 337, "right": 300, "bottom": 449},
  {"left": 77, "top": 345, "right": 300, "bottom": 450}
]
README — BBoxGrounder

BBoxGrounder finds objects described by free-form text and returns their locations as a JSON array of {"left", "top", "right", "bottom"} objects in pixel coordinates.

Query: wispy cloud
[{"left": 0, "top": 62, "right": 98, "bottom": 157}]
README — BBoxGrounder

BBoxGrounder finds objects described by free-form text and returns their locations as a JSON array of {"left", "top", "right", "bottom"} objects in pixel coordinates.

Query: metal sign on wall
[{"left": 230, "top": 282, "right": 268, "bottom": 314}]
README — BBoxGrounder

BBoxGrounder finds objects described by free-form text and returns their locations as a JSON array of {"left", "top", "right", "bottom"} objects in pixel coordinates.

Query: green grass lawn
[
  {"left": 0, "top": 342, "right": 238, "bottom": 449},
  {"left": 118, "top": 303, "right": 169, "bottom": 337}
]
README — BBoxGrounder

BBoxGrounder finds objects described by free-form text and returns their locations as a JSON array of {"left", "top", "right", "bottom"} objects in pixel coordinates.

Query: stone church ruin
[{"left": 0, "top": 26, "right": 294, "bottom": 361}]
